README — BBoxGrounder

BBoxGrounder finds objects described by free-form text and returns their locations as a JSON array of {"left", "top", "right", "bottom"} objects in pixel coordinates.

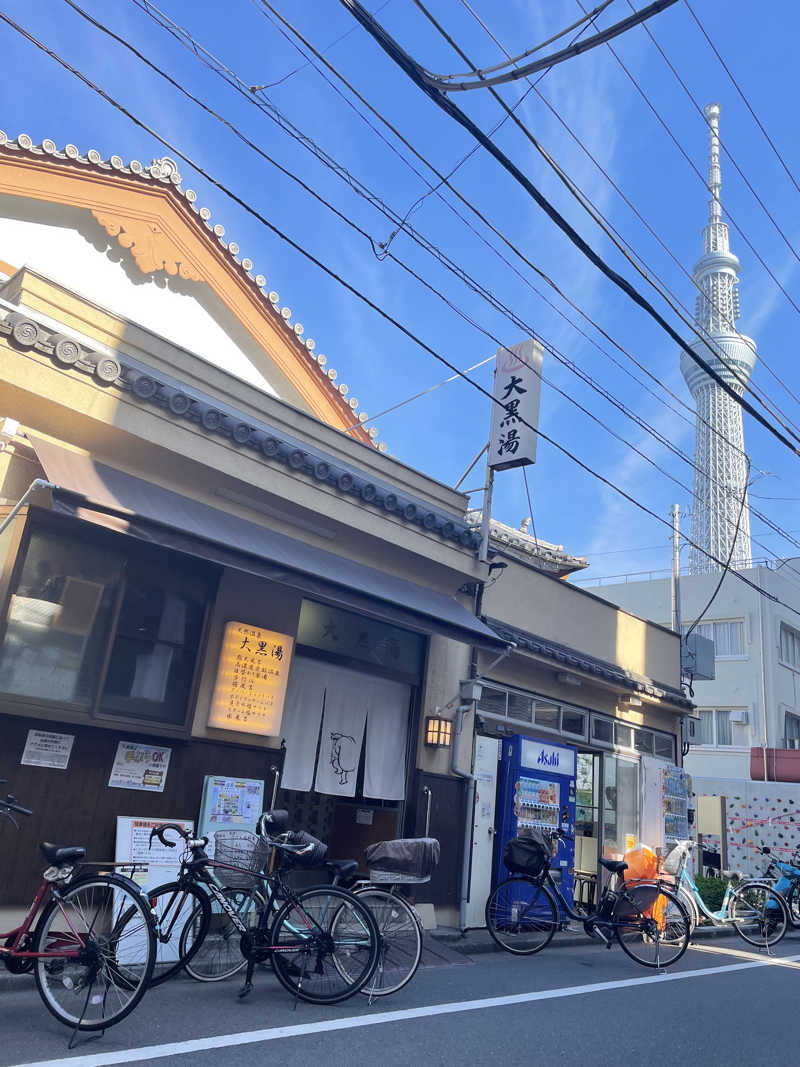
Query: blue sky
[{"left": 3, "top": 0, "right": 800, "bottom": 583}]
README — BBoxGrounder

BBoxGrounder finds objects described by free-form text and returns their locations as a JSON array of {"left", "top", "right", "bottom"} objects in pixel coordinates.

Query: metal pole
[
  {"left": 671, "top": 504, "right": 682, "bottom": 633},
  {"left": 478, "top": 458, "right": 495, "bottom": 564},
  {"left": 454, "top": 443, "right": 488, "bottom": 491},
  {"left": 0, "top": 479, "right": 56, "bottom": 537}
]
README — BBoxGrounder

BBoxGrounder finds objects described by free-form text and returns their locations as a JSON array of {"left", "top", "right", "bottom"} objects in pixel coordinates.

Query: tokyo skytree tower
[{"left": 680, "top": 103, "right": 756, "bottom": 574}]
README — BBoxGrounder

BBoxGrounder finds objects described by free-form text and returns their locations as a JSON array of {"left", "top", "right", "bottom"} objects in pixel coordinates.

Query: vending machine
[{"left": 494, "top": 735, "right": 577, "bottom": 917}]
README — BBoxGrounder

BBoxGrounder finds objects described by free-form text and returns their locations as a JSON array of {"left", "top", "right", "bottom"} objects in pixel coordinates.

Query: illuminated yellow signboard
[{"left": 208, "top": 621, "right": 294, "bottom": 736}]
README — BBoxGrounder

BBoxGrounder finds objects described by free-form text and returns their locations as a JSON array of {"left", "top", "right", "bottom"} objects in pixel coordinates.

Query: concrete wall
[
  {"left": 486, "top": 562, "right": 681, "bottom": 689},
  {"left": 0, "top": 197, "right": 282, "bottom": 398}
]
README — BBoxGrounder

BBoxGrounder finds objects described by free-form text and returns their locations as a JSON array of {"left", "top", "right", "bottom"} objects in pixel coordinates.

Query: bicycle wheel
[
  {"left": 730, "top": 883, "right": 788, "bottom": 947},
  {"left": 785, "top": 882, "right": 800, "bottom": 925},
  {"left": 485, "top": 877, "right": 558, "bottom": 955},
  {"left": 271, "top": 886, "right": 379, "bottom": 1004},
  {"left": 34, "top": 874, "right": 155, "bottom": 1031},
  {"left": 145, "top": 882, "right": 210, "bottom": 987},
  {"left": 183, "top": 888, "right": 266, "bottom": 982},
  {"left": 352, "top": 888, "right": 422, "bottom": 997},
  {"left": 677, "top": 886, "right": 699, "bottom": 937},
  {"left": 615, "top": 884, "right": 689, "bottom": 968}
]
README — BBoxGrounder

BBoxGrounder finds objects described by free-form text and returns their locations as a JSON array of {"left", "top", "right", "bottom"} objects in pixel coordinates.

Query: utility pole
[{"left": 671, "top": 504, "right": 682, "bottom": 634}]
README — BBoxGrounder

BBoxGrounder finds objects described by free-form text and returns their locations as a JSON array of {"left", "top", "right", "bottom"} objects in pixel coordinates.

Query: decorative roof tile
[
  {"left": 0, "top": 131, "right": 381, "bottom": 451},
  {"left": 0, "top": 303, "right": 480, "bottom": 552}
]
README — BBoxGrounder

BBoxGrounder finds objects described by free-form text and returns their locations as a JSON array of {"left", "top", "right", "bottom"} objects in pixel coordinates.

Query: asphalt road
[{"left": 3, "top": 931, "right": 799, "bottom": 1067}]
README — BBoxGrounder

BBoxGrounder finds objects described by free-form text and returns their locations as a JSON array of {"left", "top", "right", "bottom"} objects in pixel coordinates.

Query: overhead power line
[
  {"left": 579, "top": 0, "right": 800, "bottom": 356},
  {"left": 627, "top": 0, "right": 800, "bottom": 284},
  {"left": 460, "top": 0, "right": 800, "bottom": 419},
  {"left": 251, "top": 0, "right": 761, "bottom": 460},
  {"left": 429, "top": 0, "right": 679, "bottom": 90},
  {"left": 79, "top": 0, "right": 800, "bottom": 567},
  {"left": 435, "top": 0, "right": 615, "bottom": 81},
  {"left": 62, "top": 0, "right": 800, "bottom": 566},
  {"left": 406, "top": 0, "right": 800, "bottom": 443},
  {"left": 682, "top": 0, "right": 800, "bottom": 202},
  {"left": 133, "top": 0, "right": 734, "bottom": 455},
  {"left": 338, "top": 0, "right": 800, "bottom": 459},
  {"left": 4, "top": 8, "right": 796, "bottom": 616}
]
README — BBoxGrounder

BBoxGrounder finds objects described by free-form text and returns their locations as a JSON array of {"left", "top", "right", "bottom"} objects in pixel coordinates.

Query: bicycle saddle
[
  {"left": 40, "top": 842, "right": 86, "bottom": 865},
  {"left": 599, "top": 857, "right": 628, "bottom": 875},
  {"left": 326, "top": 859, "right": 359, "bottom": 882}
]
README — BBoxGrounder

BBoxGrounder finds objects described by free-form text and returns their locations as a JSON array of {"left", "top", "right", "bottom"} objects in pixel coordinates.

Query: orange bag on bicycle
[{"left": 623, "top": 846, "right": 665, "bottom": 929}]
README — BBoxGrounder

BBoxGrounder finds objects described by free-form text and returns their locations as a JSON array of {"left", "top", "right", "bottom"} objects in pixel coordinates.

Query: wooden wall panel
[{"left": 0, "top": 712, "right": 280, "bottom": 903}]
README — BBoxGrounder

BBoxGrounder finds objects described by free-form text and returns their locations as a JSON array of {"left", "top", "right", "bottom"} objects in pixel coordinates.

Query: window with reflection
[
  {"left": 100, "top": 557, "right": 209, "bottom": 725},
  {"left": 0, "top": 524, "right": 213, "bottom": 730},
  {"left": 0, "top": 530, "right": 121, "bottom": 704}
]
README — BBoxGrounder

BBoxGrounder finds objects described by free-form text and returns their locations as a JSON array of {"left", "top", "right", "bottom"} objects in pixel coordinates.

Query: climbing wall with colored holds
[{"left": 691, "top": 776, "right": 800, "bottom": 878}]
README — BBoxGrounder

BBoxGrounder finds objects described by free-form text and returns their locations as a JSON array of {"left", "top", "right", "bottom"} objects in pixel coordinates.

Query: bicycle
[
  {"left": 485, "top": 829, "right": 691, "bottom": 969},
  {"left": 0, "top": 786, "right": 156, "bottom": 1034},
  {"left": 750, "top": 845, "right": 800, "bottom": 926},
  {"left": 140, "top": 815, "right": 380, "bottom": 1004},
  {"left": 665, "top": 839, "right": 789, "bottom": 948}
]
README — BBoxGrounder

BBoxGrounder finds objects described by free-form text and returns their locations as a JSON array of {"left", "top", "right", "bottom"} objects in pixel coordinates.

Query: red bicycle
[{"left": 0, "top": 784, "right": 156, "bottom": 1033}]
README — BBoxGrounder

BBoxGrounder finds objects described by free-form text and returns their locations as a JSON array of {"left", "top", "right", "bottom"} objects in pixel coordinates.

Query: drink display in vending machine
[{"left": 494, "top": 735, "right": 577, "bottom": 917}]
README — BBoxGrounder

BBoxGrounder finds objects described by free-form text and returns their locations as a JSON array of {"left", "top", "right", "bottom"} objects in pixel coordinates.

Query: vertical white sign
[{"left": 489, "top": 339, "right": 543, "bottom": 470}]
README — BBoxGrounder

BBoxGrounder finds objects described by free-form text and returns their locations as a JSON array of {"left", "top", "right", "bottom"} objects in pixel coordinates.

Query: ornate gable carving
[{"left": 91, "top": 209, "right": 203, "bottom": 281}]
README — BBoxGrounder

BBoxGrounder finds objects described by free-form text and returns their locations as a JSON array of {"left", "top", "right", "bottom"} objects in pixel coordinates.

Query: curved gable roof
[{"left": 0, "top": 130, "right": 376, "bottom": 448}]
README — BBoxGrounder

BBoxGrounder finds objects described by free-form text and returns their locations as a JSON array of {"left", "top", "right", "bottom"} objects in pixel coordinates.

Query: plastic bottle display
[{"left": 513, "top": 776, "right": 560, "bottom": 832}]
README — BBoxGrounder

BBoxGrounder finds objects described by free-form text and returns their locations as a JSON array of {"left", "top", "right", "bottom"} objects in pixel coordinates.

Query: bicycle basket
[
  {"left": 661, "top": 841, "right": 691, "bottom": 877},
  {"left": 503, "top": 832, "right": 550, "bottom": 877},
  {"left": 213, "top": 830, "right": 271, "bottom": 889}
]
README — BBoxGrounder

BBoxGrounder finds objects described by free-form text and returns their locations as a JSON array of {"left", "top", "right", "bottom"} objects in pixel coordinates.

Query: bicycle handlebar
[
  {"left": 2, "top": 795, "right": 32, "bottom": 817},
  {"left": 149, "top": 823, "right": 207, "bottom": 851}
]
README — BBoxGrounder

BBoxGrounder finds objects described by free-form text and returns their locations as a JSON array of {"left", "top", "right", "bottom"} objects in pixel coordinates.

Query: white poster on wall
[
  {"left": 21, "top": 729, "right": 75, "bottom": 770},
  {"left": 108, "top": 740, "right": 172, "bottom": 792},
  {"left": 115, "top": 816, "right": 194, "bottom": 966}
]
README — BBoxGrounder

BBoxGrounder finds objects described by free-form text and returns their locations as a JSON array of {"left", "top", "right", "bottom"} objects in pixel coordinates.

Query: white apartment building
[{"left": 589, "top": 560, "right": 800, "bottom": 780}]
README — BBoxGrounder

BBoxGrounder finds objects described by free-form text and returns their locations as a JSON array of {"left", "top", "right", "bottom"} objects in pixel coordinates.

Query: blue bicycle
[
  {"left": 751, "top": 845, "right": 800, "bottom": 927},
  {"left": 663, "top": 840, "right": 789, "bottom": 947}
]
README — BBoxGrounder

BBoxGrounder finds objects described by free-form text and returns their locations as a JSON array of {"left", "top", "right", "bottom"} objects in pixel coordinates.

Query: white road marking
[
  {"left": 12, "top": 953, "right": 800, "bottom": 1067},
  {"left": 689, "top": 942, "right": 800, "bottom": 969}
]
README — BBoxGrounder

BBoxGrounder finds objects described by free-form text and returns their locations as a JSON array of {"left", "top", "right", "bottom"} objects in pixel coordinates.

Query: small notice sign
[
  {"left": 108, "top": 740, "right": 172, "bottom": 792},
  {"left": 21, "top": 729, "right": 75, "bottom": 770},
  {"left": 208, "top": 621, "right": 294, "bottom": 736}
]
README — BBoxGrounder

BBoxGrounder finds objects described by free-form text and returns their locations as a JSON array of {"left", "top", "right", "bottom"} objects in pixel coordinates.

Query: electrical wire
[
  {"left": 682, "top": 0, "right": 800, "bottom": 203},
  {"left": 684, "top": 456, "right": 751, "bottom": 642},
  {"left": 4, "top": 7, "right": 795, "bottom": 618},
  {"left": 578, "top": 0, "right": 800, "bottom": 392},
  {"left": 403, "top": 0, "right": 800, "bottom": 444},
  {"left": 70, "top": 0, "right": 800, "bottom": 566},
  {"left": 60, "top": 0, "right": 798, "bottom": 565},
  {"left": 435, "top": 0, "right": 615, "bottom": 81},
  {"left": 248, "top": 0, "right": 392, "bottom": 91},
  {"left": 247, "top": 0, "right": 763, "bottom": 461},
  {"left": 521, "top": 466, "right": 539, "bottom": 545},
  {"left": 628, "top": 0, "right": 800, "bottom": 281},
  {"left": 459, "top": 0, "right": 800, "bottom": 420},
  {"left": 427, "top": 0, "right": 679, "bottom": 90}
]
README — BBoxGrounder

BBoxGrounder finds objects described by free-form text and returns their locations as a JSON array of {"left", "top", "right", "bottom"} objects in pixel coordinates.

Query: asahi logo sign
[{"left": 521, "top": 739, "right": 575, "bottom": 777}]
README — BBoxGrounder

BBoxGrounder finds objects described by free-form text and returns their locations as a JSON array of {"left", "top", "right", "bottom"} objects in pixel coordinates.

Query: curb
[{"left": 430, "top": 922, "right": 741, "bottom": 958}]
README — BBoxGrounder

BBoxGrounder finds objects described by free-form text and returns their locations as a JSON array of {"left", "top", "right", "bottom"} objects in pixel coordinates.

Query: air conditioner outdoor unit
[{"left": 729, "top": 710, "right": 749, "bottom": 725}]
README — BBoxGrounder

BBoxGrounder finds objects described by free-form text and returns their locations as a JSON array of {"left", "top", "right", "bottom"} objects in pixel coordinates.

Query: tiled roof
[
  {"left": 0, "top": 301, "right": 482, "bottom": 552},
  {"left": 485, "top": 617, "right": 693, "bottom": 709},
  {"left": 0, "top": 131, "right": 383, "bottom": 450}
]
